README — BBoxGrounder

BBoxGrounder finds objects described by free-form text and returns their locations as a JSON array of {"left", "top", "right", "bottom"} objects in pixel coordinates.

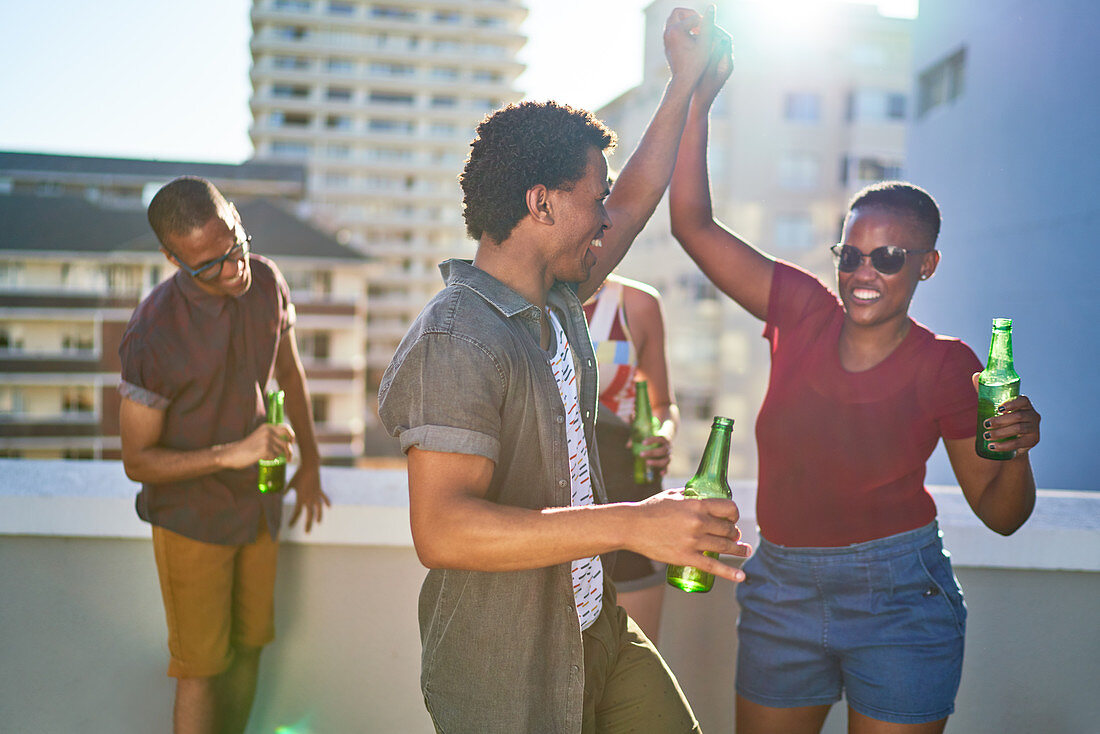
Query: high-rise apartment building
[
  {"left": 248, "top": 0, "right": 528, "bottom": 400},
  {"left": 598, "top": 0, "right": 912, "bottom": 477}
]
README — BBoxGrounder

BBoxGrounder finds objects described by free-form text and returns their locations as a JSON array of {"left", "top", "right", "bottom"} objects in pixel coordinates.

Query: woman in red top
[{"left": 669, "top": 36, "right": 1041, "bottom": 734}]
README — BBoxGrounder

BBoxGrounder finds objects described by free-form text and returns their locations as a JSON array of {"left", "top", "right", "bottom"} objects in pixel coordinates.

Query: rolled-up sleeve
[
  {"left": 378, "top": 332, "right": 505, "bottom": 463},
  {"left": 118, "top": 335, "right": 172, "bottom": 410}
]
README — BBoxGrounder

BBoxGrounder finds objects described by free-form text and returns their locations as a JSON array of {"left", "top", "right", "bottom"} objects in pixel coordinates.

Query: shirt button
[
  {"left": 570, "top": 665, "right": 580, "bottom": 673},
  {"left": 556, "top": 415, "right": 565, "bottom": 424},
  {"left": 558, "top": 479, "right": 567, "bottom": 488}
]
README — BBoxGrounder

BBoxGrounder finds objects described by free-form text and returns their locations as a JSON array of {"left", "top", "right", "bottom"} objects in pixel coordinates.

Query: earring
[{"left": 920, "top": 274, "right": 930, "bottom": 280}]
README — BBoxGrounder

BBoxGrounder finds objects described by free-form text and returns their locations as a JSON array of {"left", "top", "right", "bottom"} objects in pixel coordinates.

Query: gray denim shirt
[{"left": 378, "top": 259, "right": 612, "bottom": 733}]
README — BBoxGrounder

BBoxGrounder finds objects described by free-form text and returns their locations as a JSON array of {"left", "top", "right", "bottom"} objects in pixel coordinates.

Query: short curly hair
[
  {"left": 147, "top": 176, "right": 228, "bottom": 249},
  {"left": 846, "top": 180, "right": 942, "bottom": 247},
  {"left": 460, "top": 101, "right": 616, "bottom": 244}
]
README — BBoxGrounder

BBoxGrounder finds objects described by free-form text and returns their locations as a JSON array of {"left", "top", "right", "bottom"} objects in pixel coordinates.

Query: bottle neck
[
  {"left": 693, "top": 425, "right": 732, "bottom": 482},
  {"left": 986, "top": 329, "right": 1015, "bottom": 373}
]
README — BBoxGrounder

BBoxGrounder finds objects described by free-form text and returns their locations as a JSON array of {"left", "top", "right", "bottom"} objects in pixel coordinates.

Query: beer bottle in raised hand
[
  {"left": 258, "top": 389, "right": 287, "bottom": 493},
  {"left": 667, "top": 416, "right": 734, "bottom": 593},
  {"left": 631, "top": 380, "right": 659, "bottom": 484},
  {"left": 976, "top": 318, "right": 1020, "bottom": 460}
]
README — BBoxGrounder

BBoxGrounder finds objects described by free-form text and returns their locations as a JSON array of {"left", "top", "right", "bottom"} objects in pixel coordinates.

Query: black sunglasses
[
  {"left": 168, "top": 235, "right": 252, "bottom": 282},
  {"left": 830, "top": 243, "right": 933, "bottom": 275}
]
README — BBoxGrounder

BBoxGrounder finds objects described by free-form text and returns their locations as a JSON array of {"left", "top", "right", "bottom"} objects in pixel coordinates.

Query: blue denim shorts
[{"left": 735, "top": 521, "right": 967, "bottom": 725}]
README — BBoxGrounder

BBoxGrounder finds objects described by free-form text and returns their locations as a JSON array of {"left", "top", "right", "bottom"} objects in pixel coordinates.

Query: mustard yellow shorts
[{"left": 152, "top": 523, "right": 277, "bottom": 678}]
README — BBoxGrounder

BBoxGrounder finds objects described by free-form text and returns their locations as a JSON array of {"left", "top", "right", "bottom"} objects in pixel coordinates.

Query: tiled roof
[
  {"left": 0, "top": 151, "right": 303, "bottom": 185},
  {"left": 0, "top": 194, "right": 365, "bottom": 261}
]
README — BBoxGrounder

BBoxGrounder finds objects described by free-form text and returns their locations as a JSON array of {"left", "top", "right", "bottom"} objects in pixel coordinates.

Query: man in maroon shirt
[{"left": 119, "top": 177, "right": 329, "bottom": 734}]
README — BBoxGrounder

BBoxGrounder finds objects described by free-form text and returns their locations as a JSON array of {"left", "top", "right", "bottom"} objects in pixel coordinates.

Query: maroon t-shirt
[
  {"left": 755, "top": 261, "right": 981, "bottom": 547},
  {"left": 119, "top": 255, "right": 294, "bottom": 545}
]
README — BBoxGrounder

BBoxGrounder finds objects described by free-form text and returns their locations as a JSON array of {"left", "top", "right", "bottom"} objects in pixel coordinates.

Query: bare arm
[
  {"left": 119, "top": 396, "right": 293, "bottom": 483},
  {"left": 943, "top": 391, "right": 1040, "bottom": 535},
  {"left": 669, "top": 32, "right": 774, "bottom": 322},
  {"left": 578, "top": 7, "right": 716, "bottom": 301},
  {"left": 407, "top": 446, "right": 749, "bottom": 579},
  {"left": 275, "top": 326, "right": 330, "bottom": 531}
]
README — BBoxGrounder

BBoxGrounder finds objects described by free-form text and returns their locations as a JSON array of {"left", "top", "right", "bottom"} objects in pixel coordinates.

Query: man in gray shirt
[{"left": 379, "top": 10, "right": 748, "bottom": 732}]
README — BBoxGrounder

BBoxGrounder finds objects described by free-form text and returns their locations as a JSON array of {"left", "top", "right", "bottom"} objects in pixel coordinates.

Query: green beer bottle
[
  {"left": 667, "top": 416, "right": 734, "bottom": 593},
  {"left": 976, "top": 318, "right": 1020, "bottom": 460},
  {"left": 258, "top": 389, "right": 287, "bottom": 493},
  {"left": 631, "top": 380, "right": 659, "bottom": 484}
]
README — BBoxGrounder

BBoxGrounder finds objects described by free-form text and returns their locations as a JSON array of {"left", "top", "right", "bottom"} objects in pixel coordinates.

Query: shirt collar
[
  {"left": 440, "top": 258, "right": 541, "bottom": 318},
  {"left": 172, "top": 268, "right": 230, "bottom": 315}
]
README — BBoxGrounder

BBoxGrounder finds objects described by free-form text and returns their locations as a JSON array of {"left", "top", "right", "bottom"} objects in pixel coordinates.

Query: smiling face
[
  {"left": 837, "top": 206, "right": 938, "bottom": 329},
  {"left": 544, "top": 146, "right": 612, "bottom": 284},
  {"left": 163, "top": 204, "right": 252, "bottom": 298}
]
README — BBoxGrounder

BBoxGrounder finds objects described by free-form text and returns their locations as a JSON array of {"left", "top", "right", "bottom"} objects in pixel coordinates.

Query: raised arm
[
  {"left": 578, "top": 7, "right": 716, "bottom": 302},
  {"left": 274, "top": 326, "right": 330, "bottom": 531},
  {"left": 669, "top": 33, "right": 774, "bottom": 322}
]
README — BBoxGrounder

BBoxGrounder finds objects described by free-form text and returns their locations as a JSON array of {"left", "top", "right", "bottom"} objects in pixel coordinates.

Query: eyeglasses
[
  {"left": 168, "top": 235, "right": 251, "bottom": 282},
  {"left": 830, "top": 243, "right": 933, "bottom": 275}
]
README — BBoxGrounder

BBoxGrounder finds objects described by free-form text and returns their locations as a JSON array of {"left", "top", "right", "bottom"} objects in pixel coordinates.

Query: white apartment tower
[
  {"left": 599, "top": 0, "right": 912, "bottom": 478},
  {"left": 248, "top": 0, "right": 527, "bottom": 395}
]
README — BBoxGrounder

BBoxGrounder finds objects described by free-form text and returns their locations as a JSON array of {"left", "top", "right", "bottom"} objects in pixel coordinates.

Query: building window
[
  {"left": 430, "top": 66, "right": 459, "bottom": 81},
  {"left": 371, "top": 6, "right": 416, "bottom": 21},
  {"left": 473, "top": 43, "right": 505, "bottom": 57},
  {"left": 774, "top": 213, "right": 815, "bottom": 250},
  {"left": 61, "top": 388, "right": 94, "bottom": 414},
  {"left": 784, "top": 93, "right": 821, "bottom": 122},
  {"left": 429, "top": 122, "right": 456, "bottom": 136},
  {"left": 918, "top": 47, "right": 966, "bottom": 117},
  {"left": 778, "top": 152, "right": 819, "bottom": 190},
  {"left": 473, "top": 16, "right": 503, "bottom": 27},
  {"left": 369, "top": 62, "right": 415, "bottom": 77},
  {"left": 61, "top": 329, "right": 95, "bottom": 353},
  {"left": 326, "top": 57, "right": 355, "bottom": 73},
  {"left": 271, "top": 141, "right": 311, "bottom": 157},
  {"left": 273, "top": 112, "right": 311, "bottom": 128},
  {"left": 366, "top": 147, "right": 413, "bottom": 161},
  {"left": 325, "top": 115, "right": 352, "bottom": 130},
  {"left": 273, "top": 25, "right": 307, "bottom": 40},
  {"left": 472, "top": 70, "right": 502, "bottom": 84},
  {"left": 369, "top": 119, "right": 414, "bottom": 133},
  {"left": 326, "top": 87, "right": 353, "bottom": 102},
  {"left": 430, "top": 95, "right": 457, "bottom": 107},
  {"left": 432, "top": 10, "right": 460, "bottom": 23},
  {"left": 0, "top": 326, "right": 24, "bottom": 351},
  {"left": 0, "top": 386, "right": 24, "bottom": 414},
  {"left": 274, "top": 0, "right": 312, "bottom": 11},
  {"left": 369, "top": 91, "right": 414, "bottom": 105},
  {"left": 432, "top": 39, "right": 462, "bottom": 53},
  {"left": 326, "top": 144, "right": 352, "bottom": 157},
  {"left": 272, "top": 84, "right": 311, "bottom": 99},
  {"left": 311, "top": 395, "right": 330, "bottom": 424},
  {"left": 326, "top": 1, "right": 354, "bottom": 15},
  {"left": 847, "top": 90, "right": 908, "bottom": 122},
  {"left": 62, "top": 449, "right": 95, "bottom": 460},
  {"left": 273, "top": 55, "right": 310, "bottom": 70},
  {"left": 0, "top": 262, "right": 24, "bottom": 288}
]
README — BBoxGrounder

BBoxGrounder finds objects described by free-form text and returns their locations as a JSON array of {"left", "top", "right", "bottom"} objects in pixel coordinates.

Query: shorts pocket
[{"left": 915, "top": 543, "right": 967, "bottom": 637}]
